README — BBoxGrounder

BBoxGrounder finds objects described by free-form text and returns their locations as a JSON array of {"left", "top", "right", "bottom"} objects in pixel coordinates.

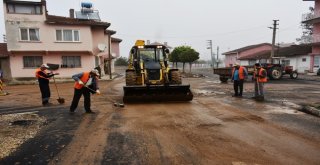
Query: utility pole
[
  {"left": 269, "top": 20, "right": 279, "bottom": 60},
  {"left": 207, "top": 40, "right": 214, "bottom": 68},
  {"left": 216, "top": 46, "right": 219, "bottom": 68}
]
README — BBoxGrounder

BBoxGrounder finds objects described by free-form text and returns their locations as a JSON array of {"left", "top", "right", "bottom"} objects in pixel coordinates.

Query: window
[
  {"left": 61, "top": 56, "right": 81, "bottom": 68},
  {"left": 20, "top": 28, "right": 40, "bottom": 41},
  {"left": 23, "top": 56, "right": 43, "bottom": 68},
  {"left": 56, "top": 29, "right": 80, "bottom": 42},
  {"left": 7, "top": 4, "right": 42, "bottom": 14},
  {"left": 281, "top": 60, "right": 290, "bottom": 66},
  {"left": 302, "top": 58, "right": 307, "bottom": 62}
]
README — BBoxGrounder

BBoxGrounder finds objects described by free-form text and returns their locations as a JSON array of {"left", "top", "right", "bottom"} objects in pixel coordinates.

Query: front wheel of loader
[
  {"left": 126, "top": 71, "right": 136, "bottom": 86},
  {"left": 170, "top": 70, "right": 182, "bottom": 84}
]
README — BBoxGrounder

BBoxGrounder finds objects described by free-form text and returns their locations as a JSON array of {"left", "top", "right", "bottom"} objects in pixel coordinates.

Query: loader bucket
[{"left": 123, "top": 85, "right": 193, "bottom": 103}]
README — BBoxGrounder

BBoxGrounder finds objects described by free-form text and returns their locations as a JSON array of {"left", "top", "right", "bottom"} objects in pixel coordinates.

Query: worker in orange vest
[
  {"left": 70, "top": 69, "right": 101, "bottom": 113},
  {"left": 253, "top": 63, "right": 267, "bottom": 101},
  {"left": 35, "top": 64, "right": 59, "bottom": 106},
  {"left": 231, "top": 63, "right": 248, "bottom": 97}
]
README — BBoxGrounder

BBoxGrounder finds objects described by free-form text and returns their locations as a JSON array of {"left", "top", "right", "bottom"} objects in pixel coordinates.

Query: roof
[
  {"left": 238, "top": 45, "right": 312, "bottom": 60},
  {"left": 0, "top": 43, "right": 9, "bottom": 58},
  {"left": 45, "top": 15, "right": 110, "bottom": 28},
  {"left": 111, "top": 37, "right": 122, "bottom": 43},
  {"left": 148, "top": 42, "right": 173, "bottom": 49},
  {"left": 105, "top": 29, "right": 116, "bottom": 35},
  {"left": 223, "top": 43, "right": 272, "bottom": 55}
]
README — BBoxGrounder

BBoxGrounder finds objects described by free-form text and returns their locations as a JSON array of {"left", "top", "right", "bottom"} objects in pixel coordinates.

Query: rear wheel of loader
[
  {"left": 170, "top": 70, "right": 182, "bottom": 84},
  {"left": 126, "top": 71, "right": 136, "bottom": 86}
]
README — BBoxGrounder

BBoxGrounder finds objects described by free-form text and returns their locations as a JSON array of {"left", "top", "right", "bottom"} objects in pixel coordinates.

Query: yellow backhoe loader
[{"left": 123, "top": 40, "right": 193, "bottom": 102}]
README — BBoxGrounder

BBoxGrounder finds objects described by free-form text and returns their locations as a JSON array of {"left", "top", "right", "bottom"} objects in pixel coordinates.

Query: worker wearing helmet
[
  {"left": 253, "top": 63, "right": 267, "bottom": 101},
  {"left": 35, "top": 64, "right": 59, "bottom": 106},
  {"left": 70, "top": 69, "right": 101, "bottom": 113},
  {"left": 231, "top": 63, "right": 248, "bottom": 97}
]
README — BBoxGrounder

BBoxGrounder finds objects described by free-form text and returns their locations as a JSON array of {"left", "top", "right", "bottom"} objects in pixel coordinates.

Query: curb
[
  {"left": 283, "top": 102, "right": 320, "bottom": 117},
  {"left": 301, "top": 105, "right": 320, "bottom": 117}
]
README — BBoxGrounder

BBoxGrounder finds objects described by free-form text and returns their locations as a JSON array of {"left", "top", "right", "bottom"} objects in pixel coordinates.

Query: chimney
[{"left": 69, "top": 9, "right": 75, "bottom": 18}]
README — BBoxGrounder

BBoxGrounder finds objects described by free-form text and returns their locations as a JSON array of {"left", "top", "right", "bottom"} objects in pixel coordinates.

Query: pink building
[
  {"left": 3, "top": 0, "right": 121, "bottom": 81},
  {"left": 302, "top": 0, "right": 320, "bottom": 72},
  {"left": 222, "top": 43, "right": 272, "bottom": 67}
]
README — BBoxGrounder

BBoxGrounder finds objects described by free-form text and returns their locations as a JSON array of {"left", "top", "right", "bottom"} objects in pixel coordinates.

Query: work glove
[
  {"left": 78, "top": 80, "right": 84, "bottom": 85},
  {"left": 96, "top": 90, "right": 101, "bottom": 95}
]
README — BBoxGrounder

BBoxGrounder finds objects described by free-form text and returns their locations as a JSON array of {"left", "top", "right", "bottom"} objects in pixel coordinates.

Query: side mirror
[
  {"left": 165, "top": 49, "right": 170, "bottom": 54},
  {"left": 131, "top": 48, "right": 136, "bottom": 54}
]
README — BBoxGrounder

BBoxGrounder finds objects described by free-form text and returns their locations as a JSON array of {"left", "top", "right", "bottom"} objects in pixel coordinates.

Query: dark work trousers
[
  {"left": 233, "top": 80, "right": 244, "bottom": 96},
  {"left": 70, "top": 87, "right": 91, "bottom": 112},
  {"left": 39, "top": 82, "right": 51, "bottom": 105}
]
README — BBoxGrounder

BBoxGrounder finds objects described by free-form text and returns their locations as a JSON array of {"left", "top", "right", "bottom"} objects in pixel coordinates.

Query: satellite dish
[{"left": 98, "top": 44, "right": 106, "bottom": 52}]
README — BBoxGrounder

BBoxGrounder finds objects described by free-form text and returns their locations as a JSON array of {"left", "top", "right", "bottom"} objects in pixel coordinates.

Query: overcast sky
[{"left": 0, "top": 0, "right": 314, "bottom": 60}]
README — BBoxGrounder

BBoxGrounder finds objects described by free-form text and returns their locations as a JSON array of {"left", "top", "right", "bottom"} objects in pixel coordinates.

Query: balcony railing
[{"left": 302, "top": 12, "right": 320, "bottom": 22}]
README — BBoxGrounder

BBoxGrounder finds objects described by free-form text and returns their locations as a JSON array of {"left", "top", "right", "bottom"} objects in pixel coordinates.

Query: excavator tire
[
  {"left": 170, "top": 70, "right": 182, "bottom": 84},
  {"left": 125, "top": 71, "right": 136, "bottom": 86}
]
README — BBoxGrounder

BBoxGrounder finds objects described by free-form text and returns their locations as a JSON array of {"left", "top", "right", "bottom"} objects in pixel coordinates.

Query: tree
[
  {"left": 297, "top": 7, "right": 314, "bottom": 44},
  {"left": 171, "top": 46, "right": 199, "bottom": 73},
  {"left": 169, "top": 48, "right": 180, "bottom": 68},
  {"left": 114, "top": 57, "right": 128, "bottom": 66}
]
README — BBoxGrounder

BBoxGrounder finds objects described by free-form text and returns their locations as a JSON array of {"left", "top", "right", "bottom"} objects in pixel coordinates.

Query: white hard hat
[
  {"left": 91, "top": 69, "right": 100, "bottom": 76},
  {"left": 41, "top": 63, "right": 49, "bottom": 69}
]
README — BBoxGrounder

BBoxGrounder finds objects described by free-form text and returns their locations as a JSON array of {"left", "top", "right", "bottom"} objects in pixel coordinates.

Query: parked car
[{"left": 317, "top": 68, "right": 320, "bottom": 76}]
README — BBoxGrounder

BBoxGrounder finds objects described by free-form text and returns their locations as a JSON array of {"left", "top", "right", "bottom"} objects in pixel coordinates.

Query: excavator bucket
[{"left": 123, "top": 85, "right": 193, "bottom": 103}]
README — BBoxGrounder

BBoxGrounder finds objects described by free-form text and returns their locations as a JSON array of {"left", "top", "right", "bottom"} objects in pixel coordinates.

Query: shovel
[
  {"left": 53, "top": 76, "right": 65, "bottom": 104},
  {"left": 84, "top": 85, "right": 101, "bottom": 95},
  {"left": 255, "top": 75, "right": 264, "bottom": 102}
]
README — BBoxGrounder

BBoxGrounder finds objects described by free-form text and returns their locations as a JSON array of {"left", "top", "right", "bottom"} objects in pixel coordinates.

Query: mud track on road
[{"left": 1, "top": 74, "right": 320, "bottom": 165}]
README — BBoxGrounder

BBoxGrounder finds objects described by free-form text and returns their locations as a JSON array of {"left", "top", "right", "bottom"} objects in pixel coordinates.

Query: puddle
[
  {"left": 193, "top": 89, "right": 226, "bottom": 96},
  {"left": 10, "top": 120, "right": 36, "bottom": 126},
  {"left": 206, "top": 80, "right": 222, "bottom": 84},
  {"left": 264, "top": 105, "right": 303, "bottom": 115}
]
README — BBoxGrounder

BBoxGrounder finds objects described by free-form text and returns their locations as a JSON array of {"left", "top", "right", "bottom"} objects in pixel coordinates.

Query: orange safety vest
[
  {"left": 254, "top": 68, "right": 267, "bottom": 83},
  {"left": 74, "top": 72, "right": 90, "bottom": 89},
  {"left": 35, "top": 68, "right": 50, "bottom": 80},
  {"left": 232, "top": 66, "right": 245, "bottom": 80}
]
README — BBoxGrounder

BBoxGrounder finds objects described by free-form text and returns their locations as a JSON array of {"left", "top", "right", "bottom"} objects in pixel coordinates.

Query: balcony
[
  {"left": 303, "top": 34, "right": 320, "bottom": 45},
  {"left": 302, "top": 12, "right": 320, "bottom": 24}
]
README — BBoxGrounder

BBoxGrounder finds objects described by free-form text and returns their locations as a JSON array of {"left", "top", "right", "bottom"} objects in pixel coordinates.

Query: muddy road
[{"left": 1, "top": 69, "right": 320, "bottom": 165}]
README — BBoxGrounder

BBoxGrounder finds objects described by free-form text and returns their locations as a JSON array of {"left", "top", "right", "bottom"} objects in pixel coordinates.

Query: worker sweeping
[
  {"left": 70, "top": 69, "right": 101, "bottom": 114},
  {"left": 35, "top": 64, "right": 59, "bottom": 106},
  {"left": 253, "top": 63, "right": 267, "bottom": 101}
]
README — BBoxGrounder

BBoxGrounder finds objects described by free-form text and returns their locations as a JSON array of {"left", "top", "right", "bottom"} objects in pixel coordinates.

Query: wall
[
  {"left": 224, "top": 53, "right": 239, "bottom": 67},
  {"left": 111, "top": 42, "right": 120, "bottom": 58},
  {"left": 9, "top": 53, "right": 95, "bottom": 78},
  {"left": 286, "top": 55, "right": 310, "bottom": 73}
]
